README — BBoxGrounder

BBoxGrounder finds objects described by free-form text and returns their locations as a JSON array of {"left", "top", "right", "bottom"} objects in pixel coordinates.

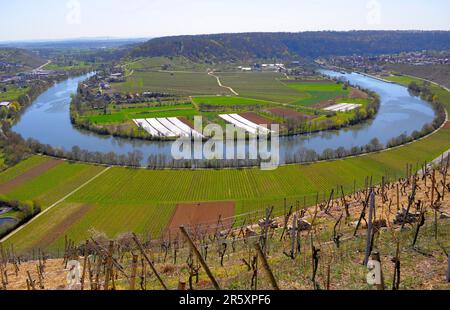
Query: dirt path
[
  {"left": 0, "top": 167, "right": 112, "bottom": 243},
  {"left": 208, "top": 71, "right": 239, "bottom": 96},
  {"left": 0, "top": 159, "right": 62, "bottom": 194},
  {"left": 35, "top": 60, "right": 52, "bottom": 71}
]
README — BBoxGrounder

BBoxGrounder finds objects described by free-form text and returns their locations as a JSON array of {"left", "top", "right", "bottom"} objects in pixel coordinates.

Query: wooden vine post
[
  {"left": 129, "top": 254, "right": 138, "bottom": 290},
  {"left": 132, "top": 233, "right": 168, "bottom": 290},
  {"left": 254, "top": 243, "right": 280, "bottom": 290},
  {"left": 104, "top": 240, "right": 114, "bottom": 290},
  {"left": 364, "top": 192, "right": 375, "bottom": 266},
  {"left": 179, "top": 226, "right": 221, "bottom": 290}
]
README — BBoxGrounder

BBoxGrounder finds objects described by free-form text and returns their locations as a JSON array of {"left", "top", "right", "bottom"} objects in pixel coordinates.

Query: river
[{"left": 12, "top": 70, "right": 436, "bottom": 165}]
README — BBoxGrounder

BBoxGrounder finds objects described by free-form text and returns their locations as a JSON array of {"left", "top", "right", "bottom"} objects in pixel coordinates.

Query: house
[{"left": 0, "top": 101, "right": 12, "bottom": 108}]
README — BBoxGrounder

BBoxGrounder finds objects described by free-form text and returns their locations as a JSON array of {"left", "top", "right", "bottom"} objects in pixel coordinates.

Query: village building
[{"left": 0, "top": 101, "right": 12, "bottom": 108}]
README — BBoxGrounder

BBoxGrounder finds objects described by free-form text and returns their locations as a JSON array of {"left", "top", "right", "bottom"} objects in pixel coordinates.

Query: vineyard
[
  {"left": 0, "top": 127, "right": 449, "bottom": 253},
  {"left": 0, "top": 156, "right": 449, "bottom": 290}
]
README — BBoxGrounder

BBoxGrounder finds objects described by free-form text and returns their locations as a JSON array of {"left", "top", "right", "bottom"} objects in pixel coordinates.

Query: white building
[{"left": 0, "top": 101, "right": 12, "bottom": 108}]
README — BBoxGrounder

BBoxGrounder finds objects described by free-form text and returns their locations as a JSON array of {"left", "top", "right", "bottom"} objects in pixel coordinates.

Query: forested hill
[{"left": 129, "top": 31, "right": 450, "bottom": 61}]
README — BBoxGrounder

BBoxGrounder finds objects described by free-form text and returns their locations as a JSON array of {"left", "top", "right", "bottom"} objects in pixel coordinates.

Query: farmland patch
[
  {"left": 165, "top": 201, "right": 235, "bottom": 237},
  {"left": 0, "top": 159, "right": 62, "bottom": 194},
  {"left": 33, "top": 204, "right": 94, "bottom": 250},
  {"left": 268, "top": 108, "right": 316, "bottom": 121}
]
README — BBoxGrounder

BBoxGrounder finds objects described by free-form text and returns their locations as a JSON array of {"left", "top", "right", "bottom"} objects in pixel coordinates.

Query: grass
[
  {"left": 285, "top": 82, "right": 350, "bottom": 106},
  {"left": 0, "top": 86, "right": 29, "bottom": 102},
  {"left": 82, "top": 104, "right": 198, "bottom": 124},
  {"left": 383, "top": 75, "right": 418, "bottom": 86}
]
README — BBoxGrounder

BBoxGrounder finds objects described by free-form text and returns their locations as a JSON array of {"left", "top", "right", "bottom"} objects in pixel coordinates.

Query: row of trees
[
  {"left": 284, "top": 138, "right": 384, "bottom": 164},
  {"left": 26, "top": 139, "right": 144, "bottom": 168}
]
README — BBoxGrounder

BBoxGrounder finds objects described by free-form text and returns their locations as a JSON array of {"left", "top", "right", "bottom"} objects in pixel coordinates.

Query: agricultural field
[
  {"left": 192, "top": 96, "right": 274, "bottom": 107},
  {"left": 216, "top": 72, "right": 305, "bottom": 103},
  {"left": 1, "top": 126, "right": 450, "bottom": 253},
  {"left": 286, "top": 82, "right": 350, "bottom": 106},
  {"left": 112, "top": 71, "right": 228, "bottom": 96},
  {"left": 0, "top": 157, "right": 105, "bottom": 208},
  {"left": 78, "top": 58, "right": 375, "bottom": 139},
  {"left": 81, "top": 103, "right": 198, "bottom": 125},
  {"left": 385, "top": 63, "right": 450, "bottom": 89},
  {"left": 126, "top": 56, "right": 213, "bottom": 72},
  {"left": 42, "top": 61, "right": 93, "bottom": 72},
  {"left": 0, "top": 85, "right": 29, "bottom": 102}
]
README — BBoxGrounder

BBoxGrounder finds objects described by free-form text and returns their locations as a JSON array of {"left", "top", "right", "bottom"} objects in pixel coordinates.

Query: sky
[{"left": 0, "top": 0, "right": 449, "bottom": 42}]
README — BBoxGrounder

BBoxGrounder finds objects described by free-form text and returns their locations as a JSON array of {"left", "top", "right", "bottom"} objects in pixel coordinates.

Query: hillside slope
[
  {"left": 0, "top": 48, "right": 46, "bottom": 74},
  {"left": 129, "top": 31, "right": 450, "bottom": 62}
]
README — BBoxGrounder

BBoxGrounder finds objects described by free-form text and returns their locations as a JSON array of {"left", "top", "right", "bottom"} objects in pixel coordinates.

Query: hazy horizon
[{"left": 0, "top": 0, "right": 449, "bottom": 42}]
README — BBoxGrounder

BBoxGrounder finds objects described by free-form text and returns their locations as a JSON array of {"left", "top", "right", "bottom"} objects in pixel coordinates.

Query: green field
[
  {"left": 192, "top": 96, "right": 274, "bottom": 107},
  {"left": 0, "top": 86, "right": 29, "bottom": 102},
  {"left": 0, "top": 156, "right": 49, "bottom": 184},
  {"left": 2, "top": 126, "right": 450, "bottom": 253},
  {"left": 126, "top": 57, "right": 212, "bottom": 72},
  {"left": 286, "top": 82, "right": 350, "bottom": 106},
  {"left": 383, "top": 75, "right": 418, "bottom": 86},
  {"left": 112, "top": 71, "right": 228, "bottom": 95},
  {"left": 1, "top": 159, "right": 105, "bottom": 208},
  {"left": 217, "top": 72, "right": 304, "bottom": 103},
  {"left": 82, "top": 104, "right": 198, "bottom": 124}
]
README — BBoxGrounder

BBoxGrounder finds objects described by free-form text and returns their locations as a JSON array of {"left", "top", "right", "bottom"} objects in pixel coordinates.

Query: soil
[
  {"left": 443, "top": 122, "right": 450, "bottom": 130},
  {"left": 268, "top": 108, "right": 316, "bottom": 121},
  {"left": 239, "top": 112, "right": 275, "bottom": 129},
  {"left": 165, "top": 201, "right": 236, "bottom": 238},
  {"left": 178, "top": 117, "right": 195, "bottom": 129},
  {"left": 350, "top": 88, "right": 369, "bottom": 99}
]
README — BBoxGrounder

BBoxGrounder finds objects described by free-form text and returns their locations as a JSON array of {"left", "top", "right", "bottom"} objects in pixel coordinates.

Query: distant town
[{"left": 323, "top": 51, "right": 450, "bottom": 73}]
